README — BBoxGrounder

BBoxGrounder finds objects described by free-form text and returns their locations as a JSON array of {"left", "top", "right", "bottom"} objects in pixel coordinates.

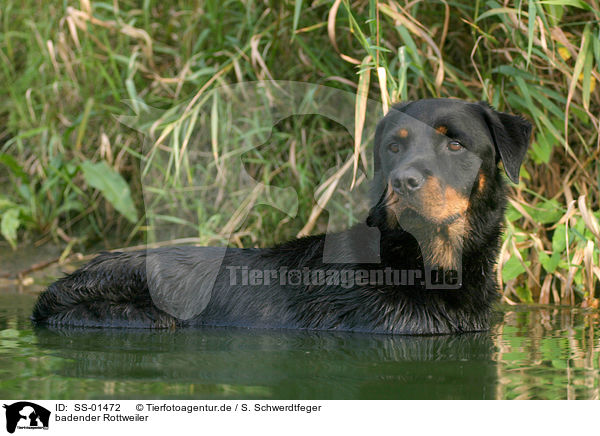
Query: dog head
[{"left": 369, "top": 99, "right": 531, "bottom": 269}]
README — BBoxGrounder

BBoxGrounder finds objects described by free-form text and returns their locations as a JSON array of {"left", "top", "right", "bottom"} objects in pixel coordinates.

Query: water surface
[{"left": 0, "top": 292, "right": 598, "bottom": 400}]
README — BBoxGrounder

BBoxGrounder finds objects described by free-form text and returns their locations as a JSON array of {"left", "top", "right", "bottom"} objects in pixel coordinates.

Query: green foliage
[
  {"left": 80, "top": 161, "right": 138, "bottom": 224},
  {"left": 0, "top": 0, "right": 598, "bottom": 305},
  {"left": 1, "top": 208, "right": 20, "bottom": 249},
  {"left": 503, "top": 257, "right": 528, "bottom": 282}
]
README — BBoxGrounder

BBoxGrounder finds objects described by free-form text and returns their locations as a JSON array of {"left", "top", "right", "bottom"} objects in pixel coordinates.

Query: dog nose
[{"left": 392, "top": 168, "right": 425, "bottom": 192}]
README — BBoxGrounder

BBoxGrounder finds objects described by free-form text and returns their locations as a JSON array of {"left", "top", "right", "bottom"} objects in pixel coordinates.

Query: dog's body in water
[{"left": 32, "top": 99, "right": 531, "bottom": 334}]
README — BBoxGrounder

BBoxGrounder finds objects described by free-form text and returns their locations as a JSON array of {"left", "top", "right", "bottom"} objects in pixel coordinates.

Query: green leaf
[
  {"left": 530, "top": 131, "right": 555, "bottom": 164},
  {"left": 581, "top": 33, "right": 594, "bottom": 110},
  {"left": 506, "top": 203, "right": 523, "bottom": 221},
  {"left": 526, "top": 1, "right": 536, "bottom": 66},
  {"left": 0, "top": 198, "right": 16, "bottom": 209},
  {"left": 476, "top": 7, "right": 520, "bottom": 22},
  {"left": 515, "top": 286, "right": 533, "bottom": 303},
  {"left": 502, "top": 256, "right": 529, "bottom": 282},
  {"left": 292, "top": 0, "right": 303, "bottom": 37},
  {"left": 1, "top": 208, "right": 20, "bottom": 249},
  {"left": 80, "top": 161, "right": 138, "bottom": 223},
  {"left": 523, "top": 199, "right": 563, "bottom": 224},
  {"left": 0, "top": 153, "right": 28, "bottom": 182},
  {"left": 552, "top": 224, "right": 567, "bottom": 253},
  {"left": 538, "top": 0, "right": 594, "bottom": 13},
  {"left": 540, "top": 251, "right": 561, "bottom": 273}
]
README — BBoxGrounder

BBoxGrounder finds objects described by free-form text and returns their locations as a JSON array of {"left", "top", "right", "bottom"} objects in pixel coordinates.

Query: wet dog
[{"left": 32, "top": 99, "right": 531, "bottom": 334}]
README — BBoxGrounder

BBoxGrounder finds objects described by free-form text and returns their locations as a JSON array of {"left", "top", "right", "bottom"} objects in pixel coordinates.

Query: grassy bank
[{"left": 0, "top": 0, "right": 599, "bottom": 306}]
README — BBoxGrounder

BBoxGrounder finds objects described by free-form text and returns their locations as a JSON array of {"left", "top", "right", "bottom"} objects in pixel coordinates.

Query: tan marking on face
[
  {"left": 422, "top": 216, "right": 469, "bottom": 269},
  {"left": 443, "top": 186, "right": 470, "bottom": 217},
  {"left": 419, "top": 178, "right": 469, "bottom": 223},
  {"left": 386, "top": 176, "right": 472, "bottom": 268},
  {"left": 426, "top": 237, "right": 456, "bottom": 270},
  {"left": 478, "top": 172, "right": 486, "bottom": 192},
  {"left": 397, "top": 128, "right": 408, "bottom": 138},
  {"left": 419, "top": 177, "right": 444, "bottom": 219},
  {"left": 435, "top": 125, "right": 448, "bottom": 135},
  {"left": 394, "top": 177, "right": 469, "bottom": 269},
  {"left": 408, "top": 177, "right": 471, "bottom": 268}
]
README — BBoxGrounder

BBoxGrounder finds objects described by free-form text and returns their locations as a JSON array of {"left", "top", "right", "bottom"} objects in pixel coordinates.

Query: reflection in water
[
  {"left": 32, "top": 327, "right": 497, "bottom": 400},
  {"left": 494, "top": 307, "right": 600, "bottom": 400},
  {"left": 0, "top": 293, "right": 598, "bottom": 399}
]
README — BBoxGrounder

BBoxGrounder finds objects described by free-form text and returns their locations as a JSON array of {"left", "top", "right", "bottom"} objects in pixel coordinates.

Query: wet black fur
[{"left": 32, "top": 99, "right": 531, "bottom": 334}]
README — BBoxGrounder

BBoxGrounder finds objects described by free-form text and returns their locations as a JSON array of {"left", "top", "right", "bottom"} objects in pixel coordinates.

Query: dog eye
[
  {"left": 388, "top": 143, "right": 400, "bottom": 153},
  {"left": 447, "top": 141, "right": 463, "bottom": 152}
]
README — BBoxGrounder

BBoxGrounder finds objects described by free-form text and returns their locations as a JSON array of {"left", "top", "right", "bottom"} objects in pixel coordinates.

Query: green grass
[{"left": 0, "top": 0, "right": 599, "bottom": 307}]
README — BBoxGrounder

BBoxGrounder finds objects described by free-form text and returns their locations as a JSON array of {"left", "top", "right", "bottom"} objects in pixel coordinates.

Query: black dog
[{"left": 32, "top": 99, "right": 531, "bottom": 334}]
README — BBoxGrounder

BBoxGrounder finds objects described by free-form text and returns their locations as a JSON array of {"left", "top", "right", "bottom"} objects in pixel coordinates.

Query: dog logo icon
[{"left": 3, "top": 402, "right": 50, "bottom": 433}]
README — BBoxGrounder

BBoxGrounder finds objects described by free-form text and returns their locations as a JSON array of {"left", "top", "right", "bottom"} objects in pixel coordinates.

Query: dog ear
[{"left": 478, "top": 102, "right": 532, "bottom": 184}]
